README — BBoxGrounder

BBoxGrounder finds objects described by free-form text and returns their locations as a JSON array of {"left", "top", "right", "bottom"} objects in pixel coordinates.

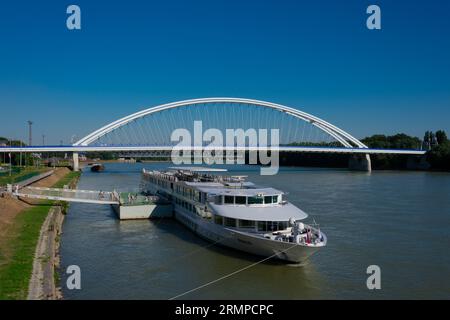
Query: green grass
[
  {"left": 0, "top": 170, "right": 80, "bottom": 300},
  {"left": 52, "top": 171, "right": 80, "bottom": 189},
  {"left": 0, "top": 204, "right": 51, "bottom": 299},
  {"left": 0, "top": 167, "right": 49, "bottom": 186}
]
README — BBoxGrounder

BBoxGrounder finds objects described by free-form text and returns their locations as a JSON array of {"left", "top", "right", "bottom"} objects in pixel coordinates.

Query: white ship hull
[{"left": 173, "top": 206, "right": 323, "bottom": 263}]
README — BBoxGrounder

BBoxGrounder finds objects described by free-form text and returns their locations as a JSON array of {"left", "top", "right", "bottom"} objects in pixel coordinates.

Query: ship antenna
[{"left": 312, "top": 218, "right": 320, "bottom": 234}]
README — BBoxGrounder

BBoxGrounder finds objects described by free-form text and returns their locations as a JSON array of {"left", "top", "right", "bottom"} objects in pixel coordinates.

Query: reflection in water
[{"left": 60, "top": 163, "right": 450, "bottom": 299}]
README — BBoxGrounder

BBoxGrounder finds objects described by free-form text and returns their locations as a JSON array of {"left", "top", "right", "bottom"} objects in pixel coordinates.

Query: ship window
[
  {"left": 214, "top": 215, "right": 223, "bottom": 225},
  {"left": 224, "top": 196, "right": 234, "bottom": 204},
  {"left": 267, "top": 221, "right": 278, "bottom": 231},
  {"left": 258, "top": 221, "right": 278, "bottom": 232},
  {"left": 272, "top": 195, "right": 279, "bottom": 203},
  {"left": 224, "top": 217, "right": 237, "bottom": 227},
  {"left": 239, "top": 219, "right": 255, "bottom": 229},
  {"left": 264, "top": 196, "right": 272, "bottom": 204},
  {"left": 235, "top": 196, "right": 246, "bottom": 205},
  {"left": 257, "top": 221, "right": 267, "bottom": 232},
  {"left": 248, "top": 196, "right": 263, "bottom": 205},
  {"left": 278, "top": 221, "right": 288, "bottom": 230}
]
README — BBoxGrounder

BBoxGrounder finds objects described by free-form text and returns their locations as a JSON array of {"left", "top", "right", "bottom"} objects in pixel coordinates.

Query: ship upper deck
[{"left": 143, "top": 167, "right": 284, "bottom": 196}]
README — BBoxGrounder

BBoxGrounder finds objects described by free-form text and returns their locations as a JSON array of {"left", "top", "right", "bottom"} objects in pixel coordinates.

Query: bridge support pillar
[
  {"left": 73, "top": 152, "right": 79, "bottom": 171},
  {"left": 348, "top": 154, "right": 372, "bottom": 172}
]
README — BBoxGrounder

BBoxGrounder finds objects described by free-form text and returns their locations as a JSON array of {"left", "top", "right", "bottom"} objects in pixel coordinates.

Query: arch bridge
[{"left": 1, "top": 98, "right": 426, "bottom": 172}]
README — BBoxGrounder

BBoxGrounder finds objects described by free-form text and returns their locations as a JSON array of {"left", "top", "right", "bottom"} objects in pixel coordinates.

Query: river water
[{"left": 60, "top": 163, "right": 450, "bottom": 299}]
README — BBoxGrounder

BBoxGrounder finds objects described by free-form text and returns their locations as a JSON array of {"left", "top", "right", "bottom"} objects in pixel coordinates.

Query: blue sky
[{"left": 0, "top": 0, "right": 449, "bottom": 144}]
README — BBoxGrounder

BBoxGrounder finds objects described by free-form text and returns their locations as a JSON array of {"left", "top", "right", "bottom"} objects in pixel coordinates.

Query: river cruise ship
[{"left": 140, "top": 167, "right": 326, "bottom": 263}]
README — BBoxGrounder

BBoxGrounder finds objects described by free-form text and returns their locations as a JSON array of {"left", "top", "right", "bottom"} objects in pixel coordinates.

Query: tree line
[
  {"left": 423, "top": 131, "right": 450, "bottom": 171},
  {"left": 361, "top": 130, "right": 449, "bottom": 171}
]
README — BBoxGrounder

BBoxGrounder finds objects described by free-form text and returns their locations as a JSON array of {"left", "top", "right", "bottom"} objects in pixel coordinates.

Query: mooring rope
[{"left": 168, "top": 243, "right": 299, "bottom": 300}]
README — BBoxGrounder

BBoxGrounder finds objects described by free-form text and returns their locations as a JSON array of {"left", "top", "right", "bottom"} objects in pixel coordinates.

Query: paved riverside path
[
  {"left": 16, "top": 170, "right": 54, "bottom": 188},
  {"left": 14, "top": 186, "right": 119, "bottom": 205}
]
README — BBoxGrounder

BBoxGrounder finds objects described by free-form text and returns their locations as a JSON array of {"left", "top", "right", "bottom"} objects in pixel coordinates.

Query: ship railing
[
  {"left": 293, "top": 224, "right": 324, "bottom": 245},
  {"left": 112, "top": 190, "right": 120, "bottom": 202},
  {"left": 267, "top": 223, "right": 324, "bottom": 245}
]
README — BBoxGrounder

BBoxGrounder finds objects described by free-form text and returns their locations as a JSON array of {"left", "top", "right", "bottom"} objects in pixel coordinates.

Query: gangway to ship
[
  {"left": 12, "top": 186, "right": 120, "bottom": 205},
  {"left": 8, "top": 185, "right": 173, "bottom": 220}
]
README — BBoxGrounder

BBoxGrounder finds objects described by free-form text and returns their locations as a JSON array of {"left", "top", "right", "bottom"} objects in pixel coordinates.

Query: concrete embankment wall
[{"left": 27, "top": 206, "right": 65, "bottom": 300}]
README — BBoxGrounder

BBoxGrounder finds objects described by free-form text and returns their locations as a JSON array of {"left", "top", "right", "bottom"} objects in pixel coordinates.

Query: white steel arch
[{"left": 74, "top": 97, "right": 368, "bottom": 148}]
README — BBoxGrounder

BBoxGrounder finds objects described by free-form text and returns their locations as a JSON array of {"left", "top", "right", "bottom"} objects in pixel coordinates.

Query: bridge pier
[
  {"left": 348, "top": 154, "right": 372, "bottom": 172},
  {"left": 73, "top": 152, "right": 79, "bottom": 171}
]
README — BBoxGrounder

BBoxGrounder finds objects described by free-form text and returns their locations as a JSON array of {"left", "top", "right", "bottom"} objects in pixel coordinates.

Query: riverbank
[
  {"left": 27, "top": 204, "right": 65, "bottom": 299},
  {"left": 0, "top": 168, "right": 80, "bottom": 300}
]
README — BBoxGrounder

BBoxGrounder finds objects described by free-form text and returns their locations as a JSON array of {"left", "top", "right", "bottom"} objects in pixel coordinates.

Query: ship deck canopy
[{"left": 209, "top": 202, "right": 308, "bottom": 221}]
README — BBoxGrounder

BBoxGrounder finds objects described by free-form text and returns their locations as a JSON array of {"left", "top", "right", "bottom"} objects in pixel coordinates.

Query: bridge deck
[
  {"left": 0, "top": 145, "right": 426, "bottom": 155},
  {"left": 14, "top": 186, "right": 119, "bottom": 205}
]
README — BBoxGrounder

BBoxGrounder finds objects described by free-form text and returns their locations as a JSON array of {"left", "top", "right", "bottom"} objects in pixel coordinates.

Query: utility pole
[
  {"left": 27, "top": 120, "right": 33, "bottom": 167},
  {"left": 27, "top": 121, "right": 33, "bottom": 146},
  {"left": 42, "top": 134, "right": 46, "bottom": 165},
  {"left": 9, "top": 138, "right": 12, "bottom": 177},
  {"left": 20, "top": 139, "right": 22, "bottom": 167}
]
